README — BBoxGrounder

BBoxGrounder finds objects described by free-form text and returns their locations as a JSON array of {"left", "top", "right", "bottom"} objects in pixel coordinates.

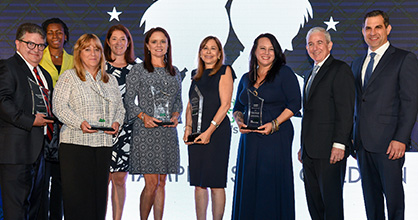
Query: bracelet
[
  {"left": 270, "top": 118, "right": 280, "bottom": 134},
  {"left": 211, "top": 120, "right": 219, "bottom": 128},
  {"left": 138, "top": 112, "right": 145, "bottom": 121},
  {"left": 184, "top": 125, "right": 192, "bottom": 131}
]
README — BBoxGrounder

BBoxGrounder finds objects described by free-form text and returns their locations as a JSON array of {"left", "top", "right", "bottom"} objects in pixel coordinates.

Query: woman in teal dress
[{"left": 232, "top": 33, "right": 301, "bottom": 220}]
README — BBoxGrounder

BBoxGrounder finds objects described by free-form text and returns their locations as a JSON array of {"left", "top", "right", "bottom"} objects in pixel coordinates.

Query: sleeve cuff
[{"left": 333, "top": 142, "right": 346, "bottom": 150}]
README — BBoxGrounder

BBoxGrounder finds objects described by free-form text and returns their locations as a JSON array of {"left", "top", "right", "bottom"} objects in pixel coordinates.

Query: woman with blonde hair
[{"left": 53, "top": 33, "right": 125, "bottom": 220}]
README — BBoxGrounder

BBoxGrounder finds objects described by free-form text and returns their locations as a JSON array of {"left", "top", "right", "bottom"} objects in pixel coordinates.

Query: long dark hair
[
  {"left": 248, "top": 33, "right": 286, "bottom": 86},
  {"left": 104, "top": 24, "right": 136, "bottom": 64},
  {"left": 194, "top": 36, "right": 224, "bottom": 81},
  {"left": 143, "top": 27, "right": 176, "bottom": 76}
]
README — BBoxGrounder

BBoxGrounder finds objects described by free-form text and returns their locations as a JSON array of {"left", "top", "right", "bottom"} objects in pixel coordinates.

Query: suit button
[{"left": 362, "top": 99, "right": 366, "bottom": 102}]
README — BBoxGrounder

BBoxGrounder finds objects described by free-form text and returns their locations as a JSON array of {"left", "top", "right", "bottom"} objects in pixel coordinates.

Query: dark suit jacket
[
  {"left": 0, "top": 53, "right": 53, "bottom": 164},
  {"left": 352, "top": 45, "right": 418, "bottom": 153},
  {"left": 301, "top": 55, "right": 355, "bottom": 159}
]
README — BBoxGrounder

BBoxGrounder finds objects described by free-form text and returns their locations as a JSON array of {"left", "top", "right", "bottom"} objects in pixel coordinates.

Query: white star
[
  {"left": 324, "top": 16, "right": 339, "bottom": 31},
  {"left": 107, "top": 7, "right": 122, "bottom": 22}
]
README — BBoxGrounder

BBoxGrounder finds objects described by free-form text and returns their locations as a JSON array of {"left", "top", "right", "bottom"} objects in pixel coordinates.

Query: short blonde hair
[{"left": 73, "top": 33, "right": 108, "bottom": 83}]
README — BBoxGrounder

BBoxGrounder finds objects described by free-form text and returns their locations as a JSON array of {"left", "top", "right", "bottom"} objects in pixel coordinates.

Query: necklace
[{"left": 51, "top": 52, "right": 63, "bottom": 59}]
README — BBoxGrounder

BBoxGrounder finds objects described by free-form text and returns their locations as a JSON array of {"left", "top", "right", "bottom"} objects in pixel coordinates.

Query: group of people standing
[{"left": 0, "top": 9, "right": 417, "bottom": 220}]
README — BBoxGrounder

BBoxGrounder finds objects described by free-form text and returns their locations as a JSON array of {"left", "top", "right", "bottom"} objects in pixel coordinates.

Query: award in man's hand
[
  {"left": 28, "top": 77, "right": 55, "bottom": 120},
  {"left": 242, "top": 89, "right": 264, "bottom": 130},
  {"left": 187, "top": 85, "right": 204, "bottom": 142},
  {"left": 151, "top": 85, "right": 174, "bottom": 126}
]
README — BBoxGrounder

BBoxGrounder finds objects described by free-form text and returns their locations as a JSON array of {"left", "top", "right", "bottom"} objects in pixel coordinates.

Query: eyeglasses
[{"left": 19, "top": 40, "right": 46, "bottom": 50}]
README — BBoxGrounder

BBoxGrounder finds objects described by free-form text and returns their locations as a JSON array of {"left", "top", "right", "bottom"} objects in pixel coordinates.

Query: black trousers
[
  {"left": 37, "top": 160, "right": 63, "bottom": 220},
  {"left": 59, "top": 143, "right": 111, "bottom": 220},
  {"left": 357, "top": 147, "right": 405, "bottom": 220},
  {"left": 302, "top": 152, "right": 347, "bottom": 220},
  {"left": 0, "top": 153, "right": 43, "bottom": 220}
]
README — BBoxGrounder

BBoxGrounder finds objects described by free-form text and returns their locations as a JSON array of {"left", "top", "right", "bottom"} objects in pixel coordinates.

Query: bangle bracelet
[
  {"left": 211, "top": 120, "right": 219, "bottom": 128},
  {"left": 270, "top": 118, "right": 280, "bottom": 134}
]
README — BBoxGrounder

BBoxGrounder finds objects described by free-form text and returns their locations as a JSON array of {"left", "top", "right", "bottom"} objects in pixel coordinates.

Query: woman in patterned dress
[
  {"left": 104, "top": 24, "right": 136, "bottom": 220},
  {"left": 125, "top": 27, "right": 182, "bottom": 220}
]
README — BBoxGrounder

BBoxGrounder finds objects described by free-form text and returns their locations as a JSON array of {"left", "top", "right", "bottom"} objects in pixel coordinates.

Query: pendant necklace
[{"left": 51, "top": 52, "right": 63, "bottom": 59}]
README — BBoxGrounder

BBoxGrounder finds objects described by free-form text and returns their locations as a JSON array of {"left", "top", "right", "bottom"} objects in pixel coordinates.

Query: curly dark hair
[{"left": 41, "top": 18, "right": 70, "bottom": 45}]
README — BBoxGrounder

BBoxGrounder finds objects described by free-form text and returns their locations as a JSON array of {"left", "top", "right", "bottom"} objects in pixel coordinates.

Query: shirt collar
[
  {"left": 314, "top": 53, "right": 330, "bottom": 69},
  {"left": 367, "top": 41, "right": 390, "bottom": 57},
  {"left": 16, "top": 51, "right": 36, "bottom": 71}
]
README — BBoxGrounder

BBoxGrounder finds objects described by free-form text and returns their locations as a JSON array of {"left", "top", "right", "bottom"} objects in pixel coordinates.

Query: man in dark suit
[
  {"left": 351, "top": 10, "right": 418, "bottom": 220},
  {"left": 299, "top": 27, "right": 355, "bottom": 220},
  {"left": 0, "top": 23, "right": 53, "bottom": 220}
]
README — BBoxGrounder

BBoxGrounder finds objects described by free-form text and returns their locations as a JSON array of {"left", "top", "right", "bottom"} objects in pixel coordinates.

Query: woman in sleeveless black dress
[{"left": 184, "top": 36, "right": 236, "bottom": 220}]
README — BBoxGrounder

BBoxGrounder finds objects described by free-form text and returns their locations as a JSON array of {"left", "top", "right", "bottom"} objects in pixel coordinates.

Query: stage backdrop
[{"left": 0, "top": 0, "right": 417, "bottom": 219}]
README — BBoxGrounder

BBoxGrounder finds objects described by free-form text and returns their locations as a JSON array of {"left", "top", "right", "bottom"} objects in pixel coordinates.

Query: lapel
[
  {"left": 364, "top": 45, "right": 395, "bottom": 91},
  {"left": 306, "top": 55, "right": 334, "bottom": 103},
  {"left": 302, "top": 68, "right": 312, "bottom": 105},
  {"left": 354, "top": 55, "right": 366, "bottom": 93}
]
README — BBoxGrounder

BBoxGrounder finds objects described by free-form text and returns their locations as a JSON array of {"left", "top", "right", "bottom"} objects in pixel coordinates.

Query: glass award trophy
[
  {"left": 151, "top": 85, "right": 174, "bottom": 126},
  {"left": 28, "top": 77, "right": 54, "bottom": 120},
  {"left": 242, "top": 88, "right": 264, "bottom": 130},
  {"left": 188, "top": 85, "right": 204, "bottom": 142},
  {"left": 88, "top": 84, "right": 114, "bottom": 131}
]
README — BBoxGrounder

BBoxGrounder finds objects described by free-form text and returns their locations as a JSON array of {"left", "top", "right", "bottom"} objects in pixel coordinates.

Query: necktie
[
  {"left": 363, "top": 52, "right": 376, "bottom": 89},
  {"left": 33, "top": 67, "right": 53, "bottom": 141},
  {"left": 306, "top": 65, "right": 320, "bottom": 96}
]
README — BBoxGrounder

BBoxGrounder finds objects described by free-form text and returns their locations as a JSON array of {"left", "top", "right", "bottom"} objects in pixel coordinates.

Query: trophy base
[
  {"left": 89, "top": 126, "right": 115, "bottom": 131},
  {"left": 187, "top": 133, "right": 201, "bottom": 142},
  {"left": 43, "top": 116, "right": 58, "bottom": 122},
  {"left": 155, "top": 121, "right": 174, "bottom": 126},
  {"left": 241, "top": 126, "right": 265, "bottom": 131}
]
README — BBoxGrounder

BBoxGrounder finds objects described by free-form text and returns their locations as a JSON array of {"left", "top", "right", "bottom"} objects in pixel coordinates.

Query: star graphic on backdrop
[
  {"left": 107, "top": 7, "right": 122, "bottom": 22},
  {"left": 324, "top": 16, "right": 339, "bottom": 31}
]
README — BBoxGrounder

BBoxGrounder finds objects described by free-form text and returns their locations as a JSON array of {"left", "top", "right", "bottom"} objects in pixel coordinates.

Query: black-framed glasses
[{"left": 19, "top": 40, "right": 46, "bottom": 50}]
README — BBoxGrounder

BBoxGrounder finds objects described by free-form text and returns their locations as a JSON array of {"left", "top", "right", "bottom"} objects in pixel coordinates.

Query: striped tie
[{"left": 33, "top": 67, "right": 53, "bottom": 142}]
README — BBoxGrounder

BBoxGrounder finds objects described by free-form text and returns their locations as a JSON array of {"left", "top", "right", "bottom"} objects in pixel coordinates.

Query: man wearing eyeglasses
[{"left": 0, "top": 23, "right": 53, "bottom": 220}]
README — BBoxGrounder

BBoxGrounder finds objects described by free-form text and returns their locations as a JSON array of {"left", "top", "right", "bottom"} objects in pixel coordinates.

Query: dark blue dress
[
  {"left": 232, "top": 65, "right": 301, "bottom": 220},
  {"left": 188, "top": 65, "right": 236, "bottom": 188}
]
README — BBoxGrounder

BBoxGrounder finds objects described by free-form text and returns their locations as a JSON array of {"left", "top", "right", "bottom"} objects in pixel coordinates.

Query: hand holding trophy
[
  {"left": 241, "top": 88, "right": 264, "bottom": 131},
  {"left": 187, "top": 85, "right": 204, "bottom": 142}
]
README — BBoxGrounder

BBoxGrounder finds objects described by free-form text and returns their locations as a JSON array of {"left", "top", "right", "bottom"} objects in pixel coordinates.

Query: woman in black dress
[
  {"left": 183, "top": 36, "right": 235, "bottom": 220},
  {"left": 104, "top": 24, "right": 136, "bottom": 220}
]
